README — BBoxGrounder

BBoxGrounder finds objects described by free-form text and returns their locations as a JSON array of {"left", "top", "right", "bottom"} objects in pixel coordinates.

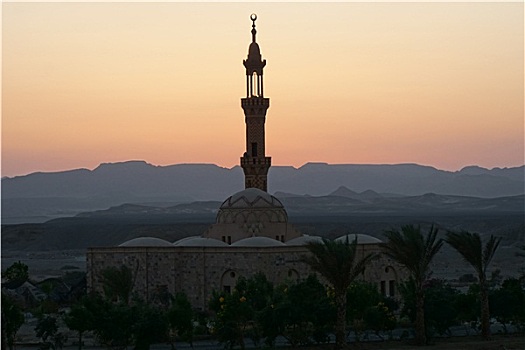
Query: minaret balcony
[
  {"left": 240, "top": 156, "right": 271, "bottom": 167},
  {"left": 241, "top": 97, "right": 270, "bottom": 108}
]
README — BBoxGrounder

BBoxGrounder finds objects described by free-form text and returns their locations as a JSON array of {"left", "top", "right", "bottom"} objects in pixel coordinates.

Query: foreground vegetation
[{"left": 2, "top": 227, "right": 525, "bottom": 350}]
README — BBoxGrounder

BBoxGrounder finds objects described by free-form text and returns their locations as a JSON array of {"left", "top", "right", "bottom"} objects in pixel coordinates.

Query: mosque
[{"left": 86, "top": 15, "right": 404, "bottom": 310}]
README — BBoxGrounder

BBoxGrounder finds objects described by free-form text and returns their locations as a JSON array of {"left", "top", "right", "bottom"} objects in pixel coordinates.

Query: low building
[{"left": 87, "top": 190, "right": 404, "bottom": 310}]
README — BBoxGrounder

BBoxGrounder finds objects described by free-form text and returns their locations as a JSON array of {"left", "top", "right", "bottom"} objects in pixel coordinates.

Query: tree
[
  {"left": 234, "top": 273, "right": 274, "bottom": 346},
  {"left": 445, "top": 231, "right": 501, "bottom": 339},
  {"left": 209, "top": 274, "right": 276, "bottom": 349},
  {"left": 490, "top": 278, "right": 525, "bottom": 333},
  {"left": 258, "top": 282, "right": 289, "bottom": 347},
  {"left": 130, "top": 300, "right": 169, "bottom": 350},
  {"left": 289, "top": 276, "right": 334, "bottom": 345},
  {"left": 454, "top": 284, "right": 480, "bottom": 334},
  {"left": 168, "top": 292, "right": 194, "bottom": 347},
  {"left": 363, "top": 299, "right": 397, "bottom": 340},
  {"left": 383, "top": 224, "right": 443, "bottom": 345},
  {"left": 87, "top": 262, "right": 169, "bottom": 350},
  {"left": 101, "top": 265, "right": 134, "bottom": 305},
  {"left": 422, "top": 279, "right": 460, "bottom": 337},
  {"left": 38, "top": 281, "right": 59, "bottom": 315},
  {"left": 398, "top": 279, "right": 459, "bottom": 339},
  {"left": 209, "top": 286, "right": 254, "bottom": 349},
  {"left": 3, "top": 261, "right": 29, "bottom": 284},
  {"left": 261, "top": 275, "right": 334, "bottom": 347},
  {"left": 92, "top": 298, "right": 134, "bottom": 348},
  {"left": 2, "top": 291, "right": 25, "bottom": 350},
  {"left": 346, "top": 281, "right": 397, "bottom": 341},
  {"left": 65, "top": 297, "right": 96, "bottom": 350},
  {"left": 346, "top": 281, "right": 381, "bottom": 341},
  {"left": 35, "top": 315, "right": 58, "bottom": 349},
  {"left": 304, "top": 237, "right": 377, "bottom": 349},
  {"left": 73, "top": 293, "right": 168, "bottom": 350}
]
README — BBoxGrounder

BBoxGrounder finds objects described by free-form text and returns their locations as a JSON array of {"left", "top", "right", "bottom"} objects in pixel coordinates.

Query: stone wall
[{"left": 87, "top": 244, "right": 407, "bottom": 310}]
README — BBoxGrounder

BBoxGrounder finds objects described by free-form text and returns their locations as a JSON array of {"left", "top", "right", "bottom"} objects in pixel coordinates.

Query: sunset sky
[{"left": 2, "top": 2, "right": 523, "bottom": 177}]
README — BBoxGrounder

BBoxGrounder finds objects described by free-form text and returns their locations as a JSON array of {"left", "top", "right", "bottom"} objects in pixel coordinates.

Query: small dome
[
  {"left": 173, "top": 235, "right": 201, "bottom": 245},
  {"left": 119, "top": 237, "right": 173, "bottom": 247},
  {"left": 335, "top": 234, "right": 382, "bottom": 244},
  {"left": 175, "top": 237, "right": 229, "bottom": 247},
  {"left": 286, "top": 235, "right": 324, "bottom": 246},
  {"left": 231, "top": 236, "right": 286, "bottom": 247},
  {"left": 220, "top": 188, "right": 284, "bottom": 210}
]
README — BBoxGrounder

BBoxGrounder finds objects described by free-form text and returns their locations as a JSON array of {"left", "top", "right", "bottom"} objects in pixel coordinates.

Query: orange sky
[{"left": 2, "top": 2, "right": 523, "bottom": 177}]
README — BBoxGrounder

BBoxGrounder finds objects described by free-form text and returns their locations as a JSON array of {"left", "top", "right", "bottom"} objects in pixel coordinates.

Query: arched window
[
  {"left": 381, "top": 266, "right": 398, "bottom": 297},
  {"left": 220, "top": 270, "right": 239, "bottom": 294},
  {"left": 287, "top": 269, "right": 299, "bottom": 281}
]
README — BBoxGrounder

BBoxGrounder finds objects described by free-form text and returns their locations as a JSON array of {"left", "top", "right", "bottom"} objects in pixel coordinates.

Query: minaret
[{"left": 241, "top": 14, "right": 271, "bottom": 192}]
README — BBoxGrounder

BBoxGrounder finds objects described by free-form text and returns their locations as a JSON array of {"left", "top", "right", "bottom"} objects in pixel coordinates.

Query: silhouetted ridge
[{"left": 2, "top": 162, "right": 523, "bottom": 224}]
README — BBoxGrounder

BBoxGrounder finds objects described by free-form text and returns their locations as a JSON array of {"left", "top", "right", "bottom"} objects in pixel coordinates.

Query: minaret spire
[
  {"left": 251, "top": 13, "right": 257, "bottom": 43},
  {"left": 240, "top": 14, "right": 271, "bottom": 192}
]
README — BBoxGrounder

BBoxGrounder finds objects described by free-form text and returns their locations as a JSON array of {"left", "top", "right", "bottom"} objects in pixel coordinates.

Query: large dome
[
  {"left": 220, "top": 188, "right": 284, "bottom": 210},
  {"left": 204, "top": 188, "right": 301, "bottom": 244},
  {"left": 216, "top": 188, "right": 287, "bottom": 224}
]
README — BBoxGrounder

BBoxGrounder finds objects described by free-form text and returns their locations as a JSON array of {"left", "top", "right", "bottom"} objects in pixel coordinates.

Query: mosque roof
[
  {"left": 285, "top": 235, "right": 324, "bottom": 246},
  {"left": 119, "top": 237, "right": 173, "bottom": 247},
  {"left": 231, "top": 236, "right": 286, "bottom": 247},
  {"left": 219, "top": 188, "right": 284, "bottom": 210},
  {"left": 334, "top": 234, "right": 383, "bottom": 244}
]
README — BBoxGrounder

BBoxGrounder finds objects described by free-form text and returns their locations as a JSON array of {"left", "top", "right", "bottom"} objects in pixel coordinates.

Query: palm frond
[
  {"left": 304, "top": 236, "right": 374, "bottom": 293},
  {"left": 349, "top": 252, "right": 379, "bottom": 282},
  {"left": 482, "top": 235, "right": 502, "bottom": 274},
  {"left": 383, "top": 224, "right": 442, "bottom": 281},
  {"left": 423, "top": 225, "right": 444, "bottom": 273},
  {"left": 446, "top": 231, "right": 483, "bottom": 275}
]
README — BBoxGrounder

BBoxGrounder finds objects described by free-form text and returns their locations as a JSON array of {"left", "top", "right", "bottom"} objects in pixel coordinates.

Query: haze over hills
[
  {"left": 2, "top": 192, "right": 523, "bottom": 251},
  {"left": 2, "top": 161, "right": 524, "bottom": 224},
  {"left": 70, "top": 191, "right": 523, "bottom": 221}
]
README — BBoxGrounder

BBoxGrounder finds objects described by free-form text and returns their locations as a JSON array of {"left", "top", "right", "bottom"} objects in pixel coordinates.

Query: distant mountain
[
  {"left": 329, "top": 186, "right": 384, "bottom": 200},
  {"left": 329, "top": 186, "right": 359, "bottom": 198},
  {"left": 2, "top": 161, "right": 243, "bottom": 201},
  {"left": 270, "top": 163, "right": 524, "bottom": 198},
  {"left": 2, "top": 161, "right": 523, "bottom": 223},
  {"left": 76, "top": 201, "right": 221, "bottom": 219},
  {"left": 276, "top": 193, "right": 524, "bottom": 216}
]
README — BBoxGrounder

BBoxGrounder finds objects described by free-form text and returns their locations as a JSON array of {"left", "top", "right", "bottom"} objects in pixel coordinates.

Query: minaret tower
[{"left": 241, "top": 13, "right": 271, "bottom": 192}]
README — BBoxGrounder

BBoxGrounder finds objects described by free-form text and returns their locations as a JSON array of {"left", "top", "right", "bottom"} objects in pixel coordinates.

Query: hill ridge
[{"left": 2, "top": 161, "right": 523, "bottom": 224}]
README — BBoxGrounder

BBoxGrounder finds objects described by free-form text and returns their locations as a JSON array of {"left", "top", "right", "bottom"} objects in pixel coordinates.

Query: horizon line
[{"left": 3, "top": 159, "right": 524, "bottom": 179}]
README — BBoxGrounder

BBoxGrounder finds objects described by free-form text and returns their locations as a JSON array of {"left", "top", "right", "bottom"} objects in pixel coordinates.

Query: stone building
[{"left": 86, "top": 14, "right": 405, "bottom": 310}]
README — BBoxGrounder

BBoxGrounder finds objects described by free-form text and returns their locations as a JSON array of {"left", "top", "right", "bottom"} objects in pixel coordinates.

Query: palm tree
[
  {"left": 445, "top": 231, "right": 501, "bottom": 340},
  {"left": 382, "top": 224, "right": 443, "bottom": 345},
  {"left": 304, "top": 237, "right": 377, "bottom": 349}
]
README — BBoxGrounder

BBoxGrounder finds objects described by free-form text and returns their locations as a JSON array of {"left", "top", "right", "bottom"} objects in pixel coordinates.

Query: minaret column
[{"left": 240, "top": 14, "right": 271, "bottom": 192}]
